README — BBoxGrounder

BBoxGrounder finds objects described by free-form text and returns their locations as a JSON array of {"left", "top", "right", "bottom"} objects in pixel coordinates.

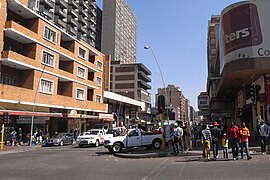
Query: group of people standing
[
  {"left": 200, "top": 119, "right": 270, "bottom": 161},
  {"left": 171, "top": 122, "right": 193, "bottom": 154}
]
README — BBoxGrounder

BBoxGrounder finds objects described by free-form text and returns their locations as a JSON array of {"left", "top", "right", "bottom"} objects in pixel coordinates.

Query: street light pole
[{"left": 144, "top": 45, "right": 170, "bottom": 123}]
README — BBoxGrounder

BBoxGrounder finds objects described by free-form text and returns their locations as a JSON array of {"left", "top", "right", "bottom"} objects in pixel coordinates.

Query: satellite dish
[{"left": 70, "top": 110, "right": 77, "bottom": 115}]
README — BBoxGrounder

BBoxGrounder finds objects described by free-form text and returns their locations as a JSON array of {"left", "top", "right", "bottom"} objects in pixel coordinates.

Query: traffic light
[
  {"left": 3, "top": 112, "right": 9, "bottom": 124},
  {"left": 250, "top": 84, "right": 256, "bottom": 103},
  {"left": 250, "top": 84, "right": 260, "bottom": 103},
  {"left": 157, "top": 95, "right": 165, "bottom": 113}
]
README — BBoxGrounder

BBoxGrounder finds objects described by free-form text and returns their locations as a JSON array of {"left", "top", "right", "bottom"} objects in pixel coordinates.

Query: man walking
[{"left": 211, "top": 121, "right": 221, "bottom": 160}]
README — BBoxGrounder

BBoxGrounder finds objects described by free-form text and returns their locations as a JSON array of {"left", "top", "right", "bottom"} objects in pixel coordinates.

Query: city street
[{"left": 0, "top": 145, "right": 270, "bottom": 180}]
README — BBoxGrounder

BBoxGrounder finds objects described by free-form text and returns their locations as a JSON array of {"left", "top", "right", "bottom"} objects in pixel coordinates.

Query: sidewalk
[
  {"left": 0, "top": 144, "right": 41, "bottom": 155},
  {"left": 113, "top": 144, "right": 266, "bottom": 159}
]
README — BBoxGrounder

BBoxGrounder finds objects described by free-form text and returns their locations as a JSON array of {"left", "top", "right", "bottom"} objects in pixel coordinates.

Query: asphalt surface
[{"left": 1, "top": 144, "right": 270, "bottom": 180}]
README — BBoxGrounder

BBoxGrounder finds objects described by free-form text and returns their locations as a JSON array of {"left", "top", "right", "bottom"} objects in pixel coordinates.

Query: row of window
[
  {"left": 41, "top": 50, "right": 102, "bottom": 86},
  {"left": 43, "top": 26, "right": 102, "bottom": 71},
  {"left": 40, "top": 78, "right": 102, "bottom": 102}
]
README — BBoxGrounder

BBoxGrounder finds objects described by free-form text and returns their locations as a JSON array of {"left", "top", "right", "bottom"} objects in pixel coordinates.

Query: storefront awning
[{"left": 0, "top": 110, "right": 63, "bottom": 117}]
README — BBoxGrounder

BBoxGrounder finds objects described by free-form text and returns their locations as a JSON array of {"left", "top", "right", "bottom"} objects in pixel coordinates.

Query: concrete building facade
[
  {"left": 101, "top": 0, "right": 136, "bottom": 64},
  {"left": 110, "top": 61, "right": 151, "bottom": 117}
]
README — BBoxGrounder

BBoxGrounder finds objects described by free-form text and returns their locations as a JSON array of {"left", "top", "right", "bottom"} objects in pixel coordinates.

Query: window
[
  {"left": 77, "top": 66, "right": 86, "bottom": 79},
  {"left": 40, "top": 78, "right": 53, "bottom": 94},
  {"left": 96, "top": 77, "right": 102, "bottom": 87},
  {"left": 97, "top": 61, "right": 103, "bottom": 71},
  {"left": 96, "top": 95, "right": 101, "bottom": 103},
  {"left": 78, "top": 47, "right": 86, "bottom": 59},
  {"left": 42, "top": 50, "right": 55, "bottom": 67},
  {"left": 76, "top": 88, "right": 85, "bottom": 100},
  {"left": 44, "top": 26, "right": 57, "bottom": 43},
  {"left": 1, "top": 75, "right": 17, "bottom": 86}
]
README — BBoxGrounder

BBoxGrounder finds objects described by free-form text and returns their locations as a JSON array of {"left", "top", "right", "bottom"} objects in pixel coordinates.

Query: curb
[{"left": 114, "top": 152, "right": 168, "bottom": 159}]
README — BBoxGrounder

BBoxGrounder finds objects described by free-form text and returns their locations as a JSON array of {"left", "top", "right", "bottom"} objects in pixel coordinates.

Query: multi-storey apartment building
[
  {"left": 101, "top": 0, "right": 136, "bottom": 64},
  {"left": 110, "top": 61, "right": 151, "bottom": 118},
  {"left": 0, "top": 0, "right": 108, "bottom": 135},
  {"left": 28, "top": 0, "right": 98, "bottom": 48}
]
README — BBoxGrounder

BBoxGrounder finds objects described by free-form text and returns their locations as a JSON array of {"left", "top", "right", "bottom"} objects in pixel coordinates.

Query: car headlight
[
  {"left": 89, "top": 137, "right": 94, "bottom": 139},
  {"left": 54, "top": 139, "right": 60, "bottom": 142}
]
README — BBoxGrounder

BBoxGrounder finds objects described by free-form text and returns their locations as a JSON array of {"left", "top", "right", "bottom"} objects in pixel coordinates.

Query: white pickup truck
[
  {"left": 104, "top": 128, "right": 162, "bottom": 153},
  {"left": 77, "top": 129, "right": 105, "bottom": 147}
]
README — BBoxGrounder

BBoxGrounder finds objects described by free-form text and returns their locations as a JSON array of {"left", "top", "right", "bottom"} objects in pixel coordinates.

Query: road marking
[{"left": 141, "top": 158, "right": 169, "bottom": 180}]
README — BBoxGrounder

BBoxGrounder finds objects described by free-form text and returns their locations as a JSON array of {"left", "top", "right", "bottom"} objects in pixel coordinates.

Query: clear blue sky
[{"left": 98, "top": 0, "right": 241, "bottom": 110}]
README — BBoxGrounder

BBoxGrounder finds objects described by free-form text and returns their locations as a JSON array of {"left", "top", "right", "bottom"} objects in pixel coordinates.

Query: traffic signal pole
[
  {"left": 158, "top": 95, "right": 166, "bottom": 152},
  {"left": 257, "top": 101, "right": 261, "bottom": 120},
  {"left": 1, "top": 124, "right": 4, "bottom": 150}
]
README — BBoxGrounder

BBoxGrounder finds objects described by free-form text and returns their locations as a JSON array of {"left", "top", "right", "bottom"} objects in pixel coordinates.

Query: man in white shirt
[{"left": 173, "top": 123, "right": 183, "bottom": 154}]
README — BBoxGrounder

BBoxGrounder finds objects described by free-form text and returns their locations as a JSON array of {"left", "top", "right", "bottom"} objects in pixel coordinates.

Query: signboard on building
[
  {"left": 219, "top": 0, "right": 270, "bottom": 73},
  {"left": 198, "top": 94, "right": 209, "bottom": 110}
]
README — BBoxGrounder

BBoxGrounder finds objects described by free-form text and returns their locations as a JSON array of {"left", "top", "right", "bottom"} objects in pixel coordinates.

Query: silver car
[{"left": 44, "top": 133, "right": 74, "bottom": 146}]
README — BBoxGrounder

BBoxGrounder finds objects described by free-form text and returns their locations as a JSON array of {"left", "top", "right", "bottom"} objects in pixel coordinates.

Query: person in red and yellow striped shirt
[{"left": 239, "top": 122, "right": 252, "bottom": 160}]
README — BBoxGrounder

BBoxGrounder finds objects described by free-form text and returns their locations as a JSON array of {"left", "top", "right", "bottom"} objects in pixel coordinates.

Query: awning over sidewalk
[{"left": 0, "top": 110, "right": 63, "bottom": 117}]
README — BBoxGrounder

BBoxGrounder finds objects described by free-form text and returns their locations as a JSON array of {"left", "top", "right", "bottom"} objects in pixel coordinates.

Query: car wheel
[
  {"left": 152, "top": 139, "right": 161, "bottom": 149},
  {"left": 60, "top": 141, "right": 64, "bottom": 146},
  {"left": 112, "top": 143, "right": 122, "bottom": 153},
  {"left": 95, "top": 140, "right": 100, "bottom": 147}
]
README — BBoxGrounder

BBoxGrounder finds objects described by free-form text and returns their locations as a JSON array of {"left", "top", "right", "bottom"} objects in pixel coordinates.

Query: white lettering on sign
[{"left": 224, "top": 27, "right": 250, "bottom": 44}]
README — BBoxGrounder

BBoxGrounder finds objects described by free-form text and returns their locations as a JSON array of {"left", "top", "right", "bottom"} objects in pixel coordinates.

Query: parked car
[
  {"left": 44, "top": 133, "right": 74, "bottom": 146},
  {"left": 77, "top": 129, "right": 106, "bottom": 147},
  {"left": 104, "top": 128, "right": 162, "bottom": 153}
]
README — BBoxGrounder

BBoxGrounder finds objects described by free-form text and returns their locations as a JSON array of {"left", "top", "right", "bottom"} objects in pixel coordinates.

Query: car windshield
[
  {"left": 88, "top": 130, "right": 99, "bottom": 135},
  {"left": 53, "top": 133, "right": 65, "bottom": 138}
]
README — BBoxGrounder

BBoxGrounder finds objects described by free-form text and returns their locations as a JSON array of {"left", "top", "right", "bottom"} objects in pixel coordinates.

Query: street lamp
[{"left": 144, "top": 45, "right": 169, "bottom": 123}]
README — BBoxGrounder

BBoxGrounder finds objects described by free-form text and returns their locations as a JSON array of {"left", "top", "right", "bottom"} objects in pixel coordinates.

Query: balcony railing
[
  {"left": 56, "top": 0, "right": 68, "bottom": 9},
  {"left": 40, "top": 0, "right": 54, "bottom": 9}
]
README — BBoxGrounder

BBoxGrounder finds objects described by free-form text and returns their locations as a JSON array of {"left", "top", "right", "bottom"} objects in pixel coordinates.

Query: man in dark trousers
[
  {"left": 226, "top": 121, "right": 240, "bottom": 160},
  {"left": 211, "top": 122, "right": 221, "bottom": 160}
]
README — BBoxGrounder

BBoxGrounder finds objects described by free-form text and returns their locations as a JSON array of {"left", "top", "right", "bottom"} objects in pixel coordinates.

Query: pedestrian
[
  {"left": 183, "top": 122, "right": 192, "bottom": 151},
  {"left": 18, "top": 128, "right": 23, "bottom": 146},
  {"left": 201, "top": 124, "right": 212, "bottom": 161},
  {"left": 226, "top": 121, "right": 240, "bottom": 160},
  {"left": 74, "top": 128, "right": 79, "bottom": 141},
  {"left": 173, "top": 123, "right": 184, "bottom": 154},
  {"left": 257, "top": 119, "right": 269, "bottom": 154},
  {"left": 240, "top": 122, "right": 252, "bottom": 160},
  {"left": 211, "top": 121, "right": 221, "bottom": 160},
  {"left": 11, "top": 129, "right": 17, "bottom": 146},
  {"left": 221, "top": 133, "right": 229, "bottom": 159}
]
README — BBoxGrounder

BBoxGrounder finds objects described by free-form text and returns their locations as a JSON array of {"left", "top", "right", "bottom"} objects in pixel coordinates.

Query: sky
[{"left": 97, "top": 0, "right": 242, "bottom": 110}]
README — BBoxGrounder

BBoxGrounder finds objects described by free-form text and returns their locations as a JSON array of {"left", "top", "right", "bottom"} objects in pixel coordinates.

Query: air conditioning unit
[{"left": 49, "top": 9, "right": 55, "bottom": 13}]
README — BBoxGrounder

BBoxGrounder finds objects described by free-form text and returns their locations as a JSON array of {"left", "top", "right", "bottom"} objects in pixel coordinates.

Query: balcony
[
  {"left": 56, "top": 18, "right": 66, "bottom": 28},
  {"left": 79, "top": 0, "right": 88, "bottom": 9},
  {"left": 55, "top": 6, "right": 67, "bottom": 18},
  {"left": 88, "top": 32, "right": 95, "bottom": 40},
  {"left": 39, "top": 6, "right": 53, "bottom": 20},
  {"left": 79, "top": 7, "right": 88, "bottom": 18},
  {"left": 81, "top": 34, "right": 87, "bottom": 42},
  {"left": 67, "top": 15, "right": 78, "bottom": 26},
  {"left": 88, "top": 16, "right": 96, "bottom": 24},
  {"left": 68, "top": 7, "right": 79, "bottom": 17},
  {"left": 78, "top": 16, "right": 88, "bottom": 26},
  {"left": 79, "top": 25, "right": 87, "bottom": 34},
  {"left": 67, "top": 25, "right": 77, "bottom": 36},
  {"left": 68, "top": 0, "right": 79, "bottom": 9},
  {"left": 40, "top": 0, "right": 54, "bottom": 9},
  {"left": 89, "top": 24, "right": 96, "bottom": 32},
  {"left": 56, "top": 0, "right": 68, "bottom": 9},
  {"left": 90, "top": 2, "right": 97, "bottom": 9}
]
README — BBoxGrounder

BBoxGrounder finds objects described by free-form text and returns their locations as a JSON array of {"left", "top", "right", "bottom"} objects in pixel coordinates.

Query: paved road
[{"left": 0, "top": 145, "right": 270, "bottom": 180}]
